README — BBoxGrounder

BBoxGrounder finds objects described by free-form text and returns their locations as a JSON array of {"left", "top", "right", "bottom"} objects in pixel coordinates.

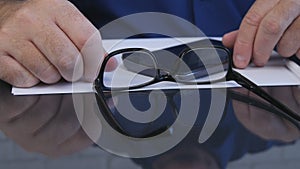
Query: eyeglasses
[
  {"left": 95, "top": 40, "right": 229, "bottom": 90},
  {"left": 94, "top": 39, "right": 300, "bottom": 137}
]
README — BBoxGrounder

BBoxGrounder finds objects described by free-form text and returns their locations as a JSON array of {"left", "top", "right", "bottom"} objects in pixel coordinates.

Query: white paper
[
  {"left": 12, "top": 38, "right": 300, "bottom": 95},
  {"left": 12, "top": 81, "right": 93, "bottom": 95}
]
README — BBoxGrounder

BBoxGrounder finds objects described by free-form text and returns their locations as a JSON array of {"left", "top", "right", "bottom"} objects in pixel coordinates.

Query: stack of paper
[{"left": 12, "top": 38, "right": 300, "bottom": 95}]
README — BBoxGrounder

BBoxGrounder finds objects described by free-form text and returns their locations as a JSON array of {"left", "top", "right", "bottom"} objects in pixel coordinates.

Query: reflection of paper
[{"left": 12, "top": 38, "right": 300, "bottom": 95}]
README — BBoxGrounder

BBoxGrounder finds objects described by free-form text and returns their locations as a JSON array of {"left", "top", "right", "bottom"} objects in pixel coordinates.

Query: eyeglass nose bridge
[{"left": 156, "top": 69, "right": 176, "bottom": 82}]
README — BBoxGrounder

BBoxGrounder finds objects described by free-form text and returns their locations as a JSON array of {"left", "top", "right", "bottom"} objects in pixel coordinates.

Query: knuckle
[
  {"left": 13, "top": 7, "right": 35, "bottom": 25},
  {"left": 44, "top": 34, "right": 82, "bottom": 81},
  {"left": 244, "top": 10, "right": 263, "bottom": 27},
  {"left": 261, "top": 18, "right": 283, "bottom": 35},
  {"left": 12, "top": 40, "right": 29, "bottom": 59},
  {"left": 236, "top": 38, "right": 252, "bottom": 47}
]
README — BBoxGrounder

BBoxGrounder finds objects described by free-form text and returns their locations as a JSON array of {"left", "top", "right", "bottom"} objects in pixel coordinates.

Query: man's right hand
[{"left": 0, "top": 0, "right": 104, "bottom": 87}]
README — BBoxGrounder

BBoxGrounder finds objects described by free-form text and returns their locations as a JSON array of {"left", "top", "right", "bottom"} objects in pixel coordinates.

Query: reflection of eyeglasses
[
  {"left": 98, "top": 90, "right": 182, "bottom": 138},
  {"left": 228, "top": 89, "right": 300, "bottom": 130},
  {"left": 94, "top": 39, "right": 300, "bottom": 137},
  {"left": 98, "top": 89, "right": 300, "bottom": 140}
]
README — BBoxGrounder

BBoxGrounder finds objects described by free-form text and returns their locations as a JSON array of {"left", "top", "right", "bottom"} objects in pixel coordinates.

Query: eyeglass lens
[
  {"left": 103, "top": 50, "right": 157, "bottom": 88},
  {"left": 175, "top": 48, "right": 229, "bottom": 83}
]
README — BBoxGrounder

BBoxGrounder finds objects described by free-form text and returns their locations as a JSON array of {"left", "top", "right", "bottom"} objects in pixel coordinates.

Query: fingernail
[
  {"left": 236, "top": 55, "right": 246, "bottom": 61},
  {"left": 47, "top": 73, "right": 61, "bottom": 83},
  {"left": 235, "top": 55, "right": 247, "bottom": 67},
  {"left": 41, "top": 66, "right": 61, "bottom": 84},
  {"left": 22, "top": 77, "right": 40, "bottom": 87}
]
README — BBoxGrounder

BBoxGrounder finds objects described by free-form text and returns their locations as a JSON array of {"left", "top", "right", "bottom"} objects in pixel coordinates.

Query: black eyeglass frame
[
  {"left": 94, "top": 40, "right": 300, "bottom": 137},
  {"left": 95, "top": 46, "right": 230, "bottom": 91}
]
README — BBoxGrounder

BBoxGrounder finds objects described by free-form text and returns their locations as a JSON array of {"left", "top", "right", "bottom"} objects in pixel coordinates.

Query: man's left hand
[{"left": 223, "top": 0, "right": 300, "bottom": 68}]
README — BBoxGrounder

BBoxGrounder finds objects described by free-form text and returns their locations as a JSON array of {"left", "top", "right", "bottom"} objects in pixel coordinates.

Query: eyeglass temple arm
[
  {"left": 227, "top": 70, "right": 300, "bottom": 122},
  {"left": 228, "top": 89, "right": 300, "bottom": 129}
]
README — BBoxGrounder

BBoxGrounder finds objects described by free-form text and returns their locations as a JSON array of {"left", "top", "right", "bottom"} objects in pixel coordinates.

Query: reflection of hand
[
  {"left": 223, "top": 0, "right": 300, "bottom": 68},
  {"left": 232, "top": 87, "right": 300, "bottom": 142},
  {"left": 0, "top": 82, "right": 92, "bottom": 157},
  {"left": 0, "top": 0, "right": 103, "bottom": 87}
]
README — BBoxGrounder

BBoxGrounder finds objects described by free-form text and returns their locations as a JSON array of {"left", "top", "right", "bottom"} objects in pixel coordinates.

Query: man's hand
[
  {"left": 0, "top": 0, "right": 104, "bottom": 87},
  {"left": 223, "top": 0, "right": 300, "bottom": 68},
  {"left": 0, "top": 82, "right": 93, "bottom": 157}
]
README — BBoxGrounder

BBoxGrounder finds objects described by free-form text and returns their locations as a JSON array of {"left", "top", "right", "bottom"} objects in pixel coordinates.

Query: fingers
[
  {"left": 54, "top": 1, "right": 98, "bottom": 50},
  {"left": 0, "top": 92, "right": 90, "bottom": 156},
  {"left": 55, "top": 1, "right": 104, "bottom": 81},
  {"left": 32, "top": 95, "right": 81, "bottom": 145},
  {"left": 79, "top": 32, "right": 105, "bottom": 81},
  {"left": 233, "top": 0, "right": 280, "bottom": 68},
  {"left": 32, "top": 24, "right": 84, "bottom": 82},
  {"left": 277, "top": 16, "right": 300, "bottom": 57},
  {"left": 0, "top": 55, "right": 39, "bottom": 87},
  {"left": 222, "top": 30, "right": 238, "bottom": 48},
  {"left": 0, "top": 84, "right": 38, "bottom": 123},
  {"left": 253, "top": 0, "right": 300, "bottom": 66},
  {"left": 234, "top": 0, "right": 300, "bottom": 68},
  {"left": 3, "top": 95, "right": 62, "bottom": 134},
  {"left": 0, "top": 0, "right": 102, "bottom": 86},
  {"left": 3, "top": 38, "right": 61, "bottom": 84}
]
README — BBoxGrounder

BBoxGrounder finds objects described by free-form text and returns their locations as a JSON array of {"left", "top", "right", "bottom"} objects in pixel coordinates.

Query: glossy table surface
[{"left": 0, "top": 80, "right": 300, "bottom": 169}]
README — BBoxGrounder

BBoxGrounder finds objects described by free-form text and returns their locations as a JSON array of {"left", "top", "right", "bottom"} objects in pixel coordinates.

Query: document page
[{"left": 12, "top": 38, "right": 300, "bottom": 95}]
